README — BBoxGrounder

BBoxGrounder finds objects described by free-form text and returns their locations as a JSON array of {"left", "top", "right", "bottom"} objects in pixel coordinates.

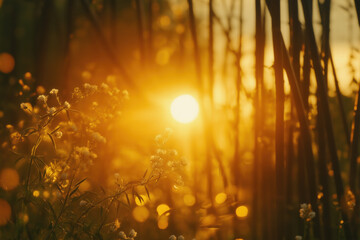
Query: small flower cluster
[
  {"left": 169, "top": 235, "right": 185, "bottom": 240},
  {"left": 118, "top": 229, "right": 137, "bottom": 240},
  {"left": 299, "top": 203, "right": 316, "bottom": 221},
  {"left": 150, "top": 128, "right": 186, "bottom": 185}
]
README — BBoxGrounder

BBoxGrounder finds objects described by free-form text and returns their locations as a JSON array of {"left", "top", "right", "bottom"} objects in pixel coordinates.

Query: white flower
[
  {"left": 308, "top": 211, "right": 316, "bottom": 219},
  {"left": 119, "top": 231, "right": 127, "bottom": 239},
  {"left": 91, "top": 132, "right": 106, "bottom": 143},
  {"left": 48, "top": 107, "right": 56, "bottom": 115},
  {"left": 295, "top": 236, "right": 303, "bottom": 240},
  {"left": 128, "top": 229, "right": 137, "bottom": 238},
  {"left": 169, "top": 235, "right": 177, "bottom": 240},
  {"left": 37, "top": 95, "right": 48, "bottom": 103},
  {"left": 299, "top": 203, "right": 315, "bottom": 221},
  {"left": 49, "top": 89, "right": 59, "bottom": 95},
  {"left": 178, "top": 235, "right": 184, "bottom": 240},
  {"left": 122, "top": 90, "right": 129, "bottom": 100},
  {"left": 64, "top": 101, "right": 71, "bottom": 109},
  {"left": 54, "top": 131, "right": 62, "bottom": 139},
  {"left": 20, "top": 103, "right": 28, "bottom": 110}
]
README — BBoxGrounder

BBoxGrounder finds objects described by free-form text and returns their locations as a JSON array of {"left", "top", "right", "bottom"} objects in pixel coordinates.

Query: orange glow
[
  {"left": 0, "top": 199, "right": 11, "bottom": 226},
  {"left": 236, "top": 206, "right": 248, "bottom": 218},
  {"left": 157, "top": 215, "right": 169, "bottom": 229},
  {"left": 0, "top": 168, "right": 19, "bottom": 191},
  {"left": 183, "top": 194, "right": 196, "bottom": 206},
  {"left": 0, "top": 53, "right": 15, "bottom": 73},
  {"left": 132, "top": 206, "right": 149, "bottom": 222},
  {"left": 215, "top": 193, "right": 227, "bottom": 205},
  {"left": 157, "top": 203, "right": 170, "bottom": 216}
]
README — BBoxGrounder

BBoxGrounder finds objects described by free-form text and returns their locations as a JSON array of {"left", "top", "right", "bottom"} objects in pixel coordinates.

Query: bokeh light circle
[{"left": 0, "top": 168, "right": 19, "bottom": 191}]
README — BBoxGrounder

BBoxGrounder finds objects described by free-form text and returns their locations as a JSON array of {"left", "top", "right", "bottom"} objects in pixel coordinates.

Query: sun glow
[{"left": 171, "top": 94, "right": 199, "bottom": 124}]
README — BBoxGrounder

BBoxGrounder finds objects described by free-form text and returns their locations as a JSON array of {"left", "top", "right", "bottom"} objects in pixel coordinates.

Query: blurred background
[{"left": 0, "top": 0, "right": 360, "bottom": 239}]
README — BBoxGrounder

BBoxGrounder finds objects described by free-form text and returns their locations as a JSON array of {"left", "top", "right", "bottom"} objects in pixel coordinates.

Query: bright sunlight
[{"left": 170, "top": 94, "right": 199, "bottom": 124}]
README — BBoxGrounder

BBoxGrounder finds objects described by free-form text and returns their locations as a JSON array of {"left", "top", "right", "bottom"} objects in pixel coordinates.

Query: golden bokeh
[
  {"left": 132, "top": 206, "right": 150, "bottom": 222},
  {"left": 0, "top": 168, "right": 20, "bottom": 191},
  {"left": 236, "top": 206, "right": 248, "bottom": 218},
  {"left": 215, "top": 193, "right": 227, "bottom": 205},
  {"left": 0, "top": 52, "right": 15, "bottom": 74},
  {"left": 157, "top": 215, "right": 169, "bottom": 229},
  {"left": 156, "top": 203, "right": 170, "bottom": 216},
  {"left": 183, "top": 194, "right": 196, "bottom": 206}
]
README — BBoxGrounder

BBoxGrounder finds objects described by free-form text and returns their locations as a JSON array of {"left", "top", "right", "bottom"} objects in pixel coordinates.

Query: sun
[{"left": 171, "top": 94, "right": 199, "bottom": 124}]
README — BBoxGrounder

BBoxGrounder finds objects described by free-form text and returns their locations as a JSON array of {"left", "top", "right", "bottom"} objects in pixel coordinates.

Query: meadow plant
[{"left": 0, "top": 80, "right": 185, "bottom": 239}]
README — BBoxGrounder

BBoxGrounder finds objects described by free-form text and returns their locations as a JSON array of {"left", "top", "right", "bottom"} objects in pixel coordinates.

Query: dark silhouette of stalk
[
  {"left": 316, "top": 1, "right": 334, "bottom": 239},
  {"left": 270, "top": 1, "right": 285, "bottom": 239},
  {"left": 318, "top": 0, "right": 350, "bottom": 145},
  {"left": 147, "top": 0, "right": 153, "bottom": 64},
  {"left": 80, "top": 0, "right": 135, "bottom": 88},
  {"left": 266, "top": 3, "right": 320, "bottom": 238},
  {"left": 232, "top": 0, "right": 243, "bottom": 237},
  {"left": 300, "top": 0, "right": 353, "bottom": 238},
  {"left": 135, "top": 0, "right": 145, "bottom": 67},
  {"left": 109, "top": 0, "right": 117, "bottom": 47},
  {"left": 354, "top": 0, "right": 360, "bottom": 25},
  {"left": 186, "top": 0, "right": 214, "bottom": 208},
  {"left": 253, "top": 1, "right": 264, "bottom": 239},
  {"left": 316, "top": 91, "right": 333, "bottom": 240},
  {"left": 329, "top": 52, "right": 350, "bottom": 145},
  {"left": 349, "top": 83, "right": 360, "bottom": 238},
  {"left": 287, "top": 0, "right": 302, "bottom": 238}
]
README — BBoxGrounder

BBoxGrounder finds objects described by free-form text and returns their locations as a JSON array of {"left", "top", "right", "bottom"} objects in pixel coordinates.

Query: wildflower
[
  {"left": 79, "top": 200, "right": 87, "bottom": 207},
  {"left": 122, "top": 90, "right": 129, "bottom": 100},
  {"left": 54, "top": 131, "right": 62, "bottom": 139},
  {"left": 20, "top": 102, "right": 32, "bottom": 112},
  {"left": 100, "top": 83, "right": 109, "bottom": 90},
  {"left": 169, "top": 235, "right": 177, "bottom": 240},
  {"left": 90, "top": 131, "right": 106, "bottom": 143},
  {"left": 20, "top": 103, "right": 28, "bottom": 110},
  {"left": 84, "top": 83, "right": 98, "bottom": 93},
  {"left": 37, "top": 95, "right": 48, "bottom": 104},
  {"left": 128, "top": 229, "right": 137, "bottom": 238},
  {"left": 49, "top": 88, "right": 59, "bottom": 95},
  {"left": 48, "top": 107, "right": 56, "bottom": 115},
  {"left": 119, "top": 231, "right": 127, "bottom": 239},
  {"left": 64, "top": 101, "right": 71, "bottom": 109},
  {"left": 299, "top": 203, "right": 315, "bottom": 221}
]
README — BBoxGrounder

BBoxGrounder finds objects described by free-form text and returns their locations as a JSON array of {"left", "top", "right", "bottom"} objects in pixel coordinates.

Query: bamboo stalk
[
  {"left": 270, "top": 1, "right": 285, "bottom": 239},
  {"left": 266, "top": 2, "right": 320, "bottom": 238},
  {"left": 349, "top": 83, "right": 360, "bottom": 239},
  {"left": 252, "top": 0, "right": 264, "bottom": 239},
  {"left": 186, "top": 0, "right": 214, "bottom": 208},
  {"left": 232, "top": 0, "right": 243, "bottom": 237},
  {"left": 329, "top": 52, "right": 351, "bottom": 145},
  {"left": 300, "top": 0, "right": 353, "bottom": 238},
  {"left": 135, "top": 0, "right": 145, "bottom": 67}
]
